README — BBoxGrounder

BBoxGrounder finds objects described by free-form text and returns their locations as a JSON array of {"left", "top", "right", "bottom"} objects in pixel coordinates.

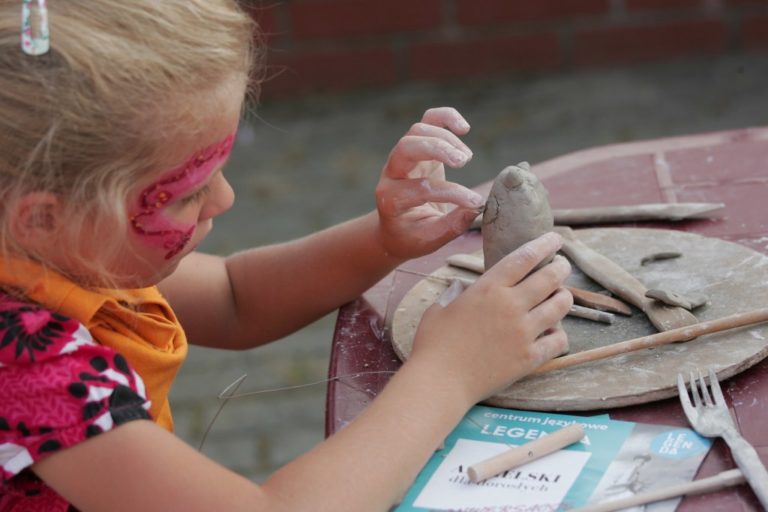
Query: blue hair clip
[{"left": 21, "top": 0, "right": 49, "bottom": 56}]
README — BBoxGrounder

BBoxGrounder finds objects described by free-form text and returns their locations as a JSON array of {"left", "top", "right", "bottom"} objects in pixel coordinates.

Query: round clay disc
[{"left": 390, "top": 228, "right": 768, "bottom": 411}]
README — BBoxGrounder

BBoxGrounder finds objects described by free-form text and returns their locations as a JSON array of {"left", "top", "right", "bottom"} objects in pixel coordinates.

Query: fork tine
[
  {"left": 708, "top": 367, "right": 727, "bottom": 408},
  {"left": 677, "top": 373, "right": 696, "bottom": 420},
  {"left": 698, "top": 369, "right": 714, "bottom": 406},
  {"left": 689, "top": 371, "right": 703, "bottom": 408}
]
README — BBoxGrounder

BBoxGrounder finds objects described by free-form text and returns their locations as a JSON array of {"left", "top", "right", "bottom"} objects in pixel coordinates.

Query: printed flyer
[{"left": 395, "top": 405, "right": 711, "bottom": 512}]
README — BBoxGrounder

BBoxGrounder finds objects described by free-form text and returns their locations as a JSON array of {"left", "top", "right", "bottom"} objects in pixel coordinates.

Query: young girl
[{"left": 0, "top": 1, "right": 572, "bottom": 510}]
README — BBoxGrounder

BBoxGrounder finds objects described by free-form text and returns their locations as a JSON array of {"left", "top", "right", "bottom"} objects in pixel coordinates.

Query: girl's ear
[{"left": 10, "top": 192, "right": 62, "bottom": 248}]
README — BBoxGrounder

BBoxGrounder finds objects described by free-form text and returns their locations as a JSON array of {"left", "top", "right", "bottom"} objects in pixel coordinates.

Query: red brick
[
  {"left": 244, "top": 4, "right": 278, "bottom": 33},
  {"left": 742, "top": 15, "right": 768, "bottom": 48},
  {"left": 244, "top": 3, "right": 282, "bottom": 46},
  {"left": 409, "top": 33, "right": 562, "bottom": 81},
  {"left": 573, "top": 19, "right": 728, "bottom": 67},
  {"left": 289, "top": 0, "right": 442, "bottom": 40},
  {"left": 260, "top": 47, "right": 398, "bottom": 98},
  {"left": 456, "top": 0, "right": 609, "bottom": 26},
  {"left": 626, "top": 0, "right": 704, "bottom": 10}
]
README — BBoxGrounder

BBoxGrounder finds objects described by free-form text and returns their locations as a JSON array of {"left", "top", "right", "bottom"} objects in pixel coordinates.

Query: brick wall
[{"left": 247, "top": 0, "right": 768, "bottom": 98}]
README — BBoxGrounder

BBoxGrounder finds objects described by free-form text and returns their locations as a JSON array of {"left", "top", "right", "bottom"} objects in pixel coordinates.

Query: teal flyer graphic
[{"left": 395, "top": 406, "right": 710, "bottom": 512}]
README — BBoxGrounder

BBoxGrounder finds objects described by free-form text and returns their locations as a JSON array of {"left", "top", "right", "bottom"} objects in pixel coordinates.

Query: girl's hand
[
  {"left": 375, "top": 107, "right": 484, "bottom": 259},
  {"left": 408, "top": 232, "right": 573, "bottom": 406}
]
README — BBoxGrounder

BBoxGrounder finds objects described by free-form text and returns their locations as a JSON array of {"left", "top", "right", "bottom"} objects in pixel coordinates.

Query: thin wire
[
  {"left": 223, "top": 370, "right": 398, "bottom": 399},
  {"left": 198, "top": 370, "right": 399, "bottom": 451},
  {"left": 198, "top": 270, "right": 473, "bottom": 450},
  {"left": 198, "top": 374, "right": 248, "bottom": 450}
]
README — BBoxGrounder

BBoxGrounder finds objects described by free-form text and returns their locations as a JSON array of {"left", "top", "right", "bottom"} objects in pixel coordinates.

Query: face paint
[{"left": 130, "top": 134, "right": 235, "bottom": 259}]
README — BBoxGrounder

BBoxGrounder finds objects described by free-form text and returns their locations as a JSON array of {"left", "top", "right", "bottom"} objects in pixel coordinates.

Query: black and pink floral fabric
[{"left": 0, "top": 295, "right": 151, "bottom": 511}]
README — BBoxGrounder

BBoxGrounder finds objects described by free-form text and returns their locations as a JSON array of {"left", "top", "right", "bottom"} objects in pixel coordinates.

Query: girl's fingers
[
  {"left": 385, "top": 135, "right": 472, "bottom": 179},
  {"left": 420, "top": 107, "right": 471, "bottom": 135},
  {"left": 405, "top": 122, "right": 473, "bottom": 155},
  {"left": 482, "top": 232, "right": 564, "bottom": 287},
  {"left": 377, "top": 178, "right": 485, "bottom": 216},
  {"left": 416, "top": 207, "right": 482, "bottom": 245},
  {"left": 515, "top": 255, "right": 572, "bottom": 309},
  {"left": 530, "top": 327, "right": 570, "bottom": 368},
  {"left": 528, "top": 287, "right": 573, "bottom": 332}
]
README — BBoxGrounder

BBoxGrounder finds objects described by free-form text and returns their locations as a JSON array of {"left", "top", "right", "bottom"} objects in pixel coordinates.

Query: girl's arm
[
  {"left": 35, "top": 233, "right": 572, "bottom": 512},
  {"left": 160, "top": 107, "right": 485, "bottom": 349}
]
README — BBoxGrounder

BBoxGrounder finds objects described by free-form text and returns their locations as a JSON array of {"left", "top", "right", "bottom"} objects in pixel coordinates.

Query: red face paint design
[{"left": 130, "top": 134, "right": 235, "bottom": 259}]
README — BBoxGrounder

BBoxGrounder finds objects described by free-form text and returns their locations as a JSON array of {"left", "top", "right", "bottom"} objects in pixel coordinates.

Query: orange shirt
[{"left": 0, "top": 258, "right": 187, "bottom": 431}]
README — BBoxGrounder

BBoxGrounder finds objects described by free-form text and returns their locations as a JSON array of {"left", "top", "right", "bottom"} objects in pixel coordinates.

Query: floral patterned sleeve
[{"left": 0, "top": 298, "right": 152, "bottom": 511}]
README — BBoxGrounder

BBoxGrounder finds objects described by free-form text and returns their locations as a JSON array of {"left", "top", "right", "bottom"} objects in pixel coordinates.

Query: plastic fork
[{"left": 677, "top": 367, "right": 768, "bottom": 508}]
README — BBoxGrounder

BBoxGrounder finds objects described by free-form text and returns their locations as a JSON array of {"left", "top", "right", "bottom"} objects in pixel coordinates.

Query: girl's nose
[{"left": 200, "top": 174, "right": 235, "bottom": 221}]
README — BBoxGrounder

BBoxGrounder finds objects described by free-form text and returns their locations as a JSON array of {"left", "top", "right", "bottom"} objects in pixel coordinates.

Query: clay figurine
[{"left": 482, "top": 162, "right": 554, "bottom": 269}]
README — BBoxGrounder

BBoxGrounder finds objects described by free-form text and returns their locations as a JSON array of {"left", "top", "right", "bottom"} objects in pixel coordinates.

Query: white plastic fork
[{"left": 677, "top": 367, "right": 768, "bottom": 508}]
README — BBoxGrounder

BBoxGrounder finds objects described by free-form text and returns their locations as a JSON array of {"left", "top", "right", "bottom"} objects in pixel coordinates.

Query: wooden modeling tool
[
  {"left": 569, "top": 305, "right": 614, "bottom": 324},
  {"left": 555, "top": 226, "right": 698, "bottom": 331},
  {"left": 567, "top": 287, "right": 632, "bottom": 316},
  {"left": 552, "top": 202, "right": 725, "bottom": 225},
  {"left": 533, "top": 307, "right": 768, "bottom": 375},
  {"left": 467, "top": 423, "right": 585, "bottom": 483},
  {"left": 572, "top": 468, "right": 745, "bottom": 512}
]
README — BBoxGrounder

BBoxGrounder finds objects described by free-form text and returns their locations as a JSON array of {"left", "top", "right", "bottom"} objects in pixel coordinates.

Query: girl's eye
[{"left": 180, "top": 184, "right": 211, "bottom": 205}]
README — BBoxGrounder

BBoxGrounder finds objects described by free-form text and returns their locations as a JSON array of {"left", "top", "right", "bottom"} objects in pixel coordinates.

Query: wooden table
[{"left": 326, "top": 127, "right": 768, "bottom": 510}]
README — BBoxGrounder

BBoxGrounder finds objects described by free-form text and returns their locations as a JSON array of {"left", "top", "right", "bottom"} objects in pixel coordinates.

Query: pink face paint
[{"left": 130, "top": 134, "right": 235, "bottom": 259}]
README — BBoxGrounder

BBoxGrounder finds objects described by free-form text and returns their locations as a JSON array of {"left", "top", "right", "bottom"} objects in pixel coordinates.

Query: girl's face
[{"left": 117, "top": 75, "right": 246, "bottom": 287}]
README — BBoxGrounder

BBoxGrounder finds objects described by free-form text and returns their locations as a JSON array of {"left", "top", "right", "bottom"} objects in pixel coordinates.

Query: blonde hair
[{"left": 0, "top": 0, "right": 261, "bottom": 288}]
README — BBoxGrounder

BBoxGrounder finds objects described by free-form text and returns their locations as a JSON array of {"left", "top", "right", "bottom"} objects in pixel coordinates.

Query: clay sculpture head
[{"left": 482, "top": 162, "right": 554, "bottom": 270}]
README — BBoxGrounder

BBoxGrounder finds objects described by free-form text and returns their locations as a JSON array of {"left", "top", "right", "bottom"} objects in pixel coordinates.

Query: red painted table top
[{"left": 326, "top": 127, "right": 768, "bottom": 511}]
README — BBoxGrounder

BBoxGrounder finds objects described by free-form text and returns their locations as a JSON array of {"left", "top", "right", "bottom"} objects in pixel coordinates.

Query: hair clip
[{"left": 21, "top": 0, "right": 49, "bottom": 56}]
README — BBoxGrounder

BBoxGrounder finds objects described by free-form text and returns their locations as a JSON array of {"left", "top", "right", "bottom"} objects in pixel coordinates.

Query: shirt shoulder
[{"left": 0, "top": 294, "right": 152, "bottom": 496}]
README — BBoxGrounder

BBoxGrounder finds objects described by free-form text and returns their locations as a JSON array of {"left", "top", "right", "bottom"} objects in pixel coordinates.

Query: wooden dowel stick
[
  {"left": 569, "top": 305, "right": 615, "bottom": 324},
  {"left": 467, "top": 424, "right": 585, "bottom": 483},
  {"left": 534, "top": 308, "right": 768, "bottom": 375},
  {"left": 571, "top": 469, "right": 745, "bottom": 512}
]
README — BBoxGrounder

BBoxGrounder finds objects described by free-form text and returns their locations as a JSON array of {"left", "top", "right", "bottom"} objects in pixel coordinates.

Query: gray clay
[
  {"left": 645, "top": 288, "right": 707, "bottom": 310},
  {"left": 482, "top": 162, "right": 554, "bottom": 270},
  {"left": 640, "top": 252, "right": 683, "bottom": 266}
]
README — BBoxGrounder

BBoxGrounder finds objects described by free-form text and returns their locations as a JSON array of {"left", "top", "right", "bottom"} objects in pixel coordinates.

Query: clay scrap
[
  {"left": 645, "top": 289, "right": 708, "bottom": 311},
  {"left": 640, "top": 252, "right": 683, "bottom": 266}
]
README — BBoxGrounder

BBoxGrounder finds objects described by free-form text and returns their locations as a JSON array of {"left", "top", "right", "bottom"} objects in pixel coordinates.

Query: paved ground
[{"left": 168, "top": 52, "right": 768, "bottom": 482}]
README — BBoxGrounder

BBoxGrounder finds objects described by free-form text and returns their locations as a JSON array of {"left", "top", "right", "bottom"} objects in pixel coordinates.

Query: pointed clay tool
[
  {"left": 555, "top": 226, "right": 699, "bottom": 332},
  {"left": 482, "top": 162, "right": 555, "bottom": 270},
  {"left": 567, "top": 287, "right": 633, "bottom": 316},
  {"left": 552, "top": 202, "right": 725, "bottom": 225}
]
